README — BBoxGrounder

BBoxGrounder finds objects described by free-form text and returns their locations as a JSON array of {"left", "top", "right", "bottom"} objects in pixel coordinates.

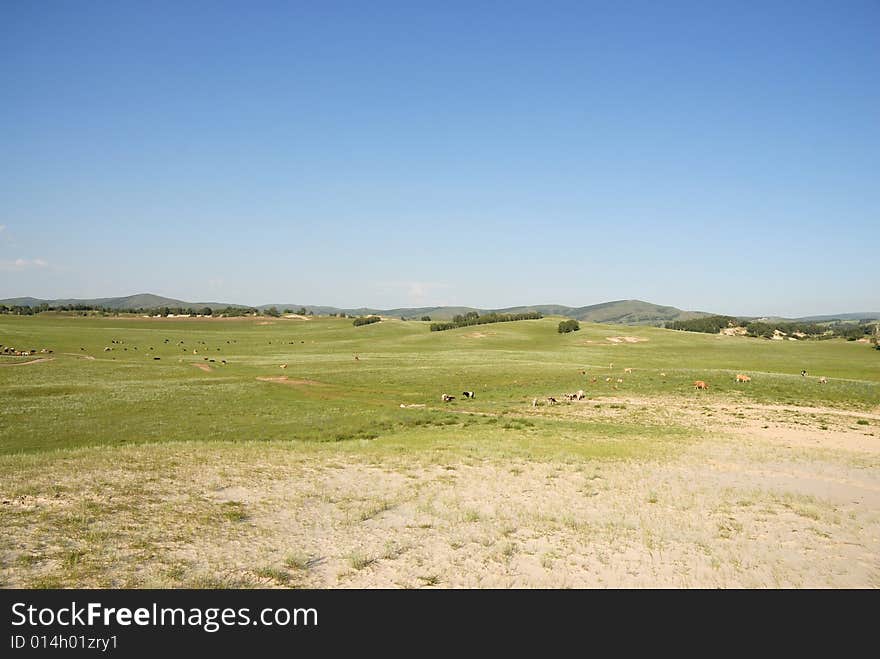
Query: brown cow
[
  {"left": 693, "top": 380, "right": 709, "bottom": 390},
  {"left": 735, "top": 374, "right": 751, "bottom": 383}
]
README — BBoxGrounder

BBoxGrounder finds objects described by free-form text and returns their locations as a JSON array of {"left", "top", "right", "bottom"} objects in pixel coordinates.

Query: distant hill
[
  {"left": 495, "top": 300, "right": 713, "bottom": 326},
  {"left": 3, "top": 293, "right": 875, "bottom": 327},
  {"left": 0, "top": 294, "right": 239, "bottom": 310},
  {"left": 259, "top": 299, "right": 707, "bottom": 325},
  {"left": 792, "top": 312, "right": 880, "bottom": 322},
  {"left": 744, "top": 312, "right": 880, "bottom": 323}
]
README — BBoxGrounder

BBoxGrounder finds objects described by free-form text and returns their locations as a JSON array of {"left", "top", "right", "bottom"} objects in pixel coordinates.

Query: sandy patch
[
  {"left": 61, "top": 353, "right": 96, "bottom": 360},
  {"left": 282, "top": 314, "right": 311, "bottom": 320},
  {"left": 256, "top": 376, "right": 323, "bottom": 386},
  {"left": 553, "top": 395, "right": 880, "bottom": 455},
  {"left": 606, "top": 336, "right": 648, "bottom": 344},
  {"left": 0, "top": 357, "right": 55, "bottom": 367},
  {"left": 256, "top": 321, "right": 276, "bottom": 326},
  {"left": 2, "top": 396, "right": 878, "bottom": 588},
  {"left": 192, "top": 363, "right": 213, "bottom": 373},
  {"left": 462, "top": 331, "right": 495, "bottom": 339}
]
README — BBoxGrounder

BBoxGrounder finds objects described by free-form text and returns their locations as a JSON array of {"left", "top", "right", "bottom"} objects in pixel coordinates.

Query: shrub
[
  {"left": 353, "top": 315, "right": 381, "bottom": 327},
  {"left": 558, "top": 319, "right": 580, "bottom": 333}
]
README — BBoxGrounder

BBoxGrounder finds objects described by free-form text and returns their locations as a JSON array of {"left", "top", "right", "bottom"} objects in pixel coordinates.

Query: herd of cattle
[
  {"left": 0, "top": 345, "right": 52, "bottom": 357},
  {"left": 3, "top": 340, "right": 833, "bottom": 399},
  {"left": 439, "top": 365, "right": 832, "bottom": 406}
]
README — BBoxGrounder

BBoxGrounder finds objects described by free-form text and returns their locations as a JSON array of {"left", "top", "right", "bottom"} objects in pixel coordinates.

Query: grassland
[{"left": 1, "top": 315, "right": 878, "bottom": 587}]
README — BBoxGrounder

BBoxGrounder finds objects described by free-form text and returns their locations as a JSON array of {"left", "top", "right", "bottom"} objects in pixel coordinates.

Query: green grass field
[
  {"left": 1, "top": 314, "right": 878, "bottom": 455},
  {"left": 2, "top": 315, "right": 879, "bottom": 588}
]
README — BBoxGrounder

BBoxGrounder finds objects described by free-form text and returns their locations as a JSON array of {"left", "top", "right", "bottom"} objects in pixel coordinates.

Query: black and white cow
[{"left": 462, "top": 391, "right": 475, "bottom": 399}]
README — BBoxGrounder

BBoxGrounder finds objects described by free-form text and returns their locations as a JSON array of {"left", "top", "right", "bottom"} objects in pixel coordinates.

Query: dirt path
[
  {"left": 256, "top": 376, "right": 323, "bottom": 386},
  {"left": 0, "top": 357, "right": 55, "bottom": 367},
  {"left": 62, "top": 353, "right": 96, "bottom": 360}
]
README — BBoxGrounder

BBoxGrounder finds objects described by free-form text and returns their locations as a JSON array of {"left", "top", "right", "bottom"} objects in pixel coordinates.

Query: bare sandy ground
[
  {"left": 182, "top": 409, "right": 878, "bottom": 588},
  {"left": 1, "top": 396, "right": 877, "bottom": 588}
]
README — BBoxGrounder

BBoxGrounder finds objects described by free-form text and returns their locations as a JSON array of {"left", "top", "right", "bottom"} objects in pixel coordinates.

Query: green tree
[{"left": 265, "top": 306, "right": 280, "bottom": 317}]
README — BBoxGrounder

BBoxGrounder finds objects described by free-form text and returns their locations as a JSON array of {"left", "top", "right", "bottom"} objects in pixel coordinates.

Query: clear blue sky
[{"left": 2, "top": 1, "right": 878, "bottom": 316}]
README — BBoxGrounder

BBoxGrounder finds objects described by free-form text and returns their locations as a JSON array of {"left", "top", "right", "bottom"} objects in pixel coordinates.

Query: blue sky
[{"left": 2, "top": 1, "right": 878, "bottom": 316}]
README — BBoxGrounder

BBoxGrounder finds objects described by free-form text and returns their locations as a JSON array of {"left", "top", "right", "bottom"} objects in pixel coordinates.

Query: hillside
[
  {"left": 496, "top": 300, "right": 713, "bottom": 326},
  {"left": 4, "top": 293, "right": 875, "bottom": 327},
  {"left": 0, "top": 294, "right": 238, "bottom": 310},
  {"left": 261, "top": 299, "right": 712, "bottom": 325}
]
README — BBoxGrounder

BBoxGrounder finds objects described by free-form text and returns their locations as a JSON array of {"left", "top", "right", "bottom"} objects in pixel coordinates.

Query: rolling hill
[{"left": 3, "top": 293, "right": 877, "bottom": 326}]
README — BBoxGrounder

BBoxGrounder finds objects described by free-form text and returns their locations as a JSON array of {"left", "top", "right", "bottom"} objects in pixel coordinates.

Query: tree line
[
  {"left": 666, "top": 314, "right": 878, "bottom": 342},
  {"left": 665, "top": 316, "right": 739, "bottom": 333},
  {"left": 429, "top": 311, "right": 543, "bottom": 332}
]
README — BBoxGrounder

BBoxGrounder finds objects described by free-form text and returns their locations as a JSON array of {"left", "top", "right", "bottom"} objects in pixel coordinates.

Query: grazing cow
[
  {"left": 609, "top": 363, "right": 614, "bottom": 369},
  {"left": 442, "top": 393, "right": 455, "bottom": 402},
  {"left": 801, "top": 370, "right": 807, "bottom": 377},
  {"left": 221, "top": 360, "right": 227, "bottom": 365},
  {"left": 660, "top": 372, "right": 666, "bottom": 378},
  {"left": 735, "top": 374, "right": 752, "bottom": 383},
  {"left": 280, "top": 364, "right": 288, "bottom": 369},
  {"left": 462, "top": 391, "right": 475, "bottom": 399},
  {"left": 354, "top": 355, "right": 360, "bottom": 361},
  {"left": 624, "top": 367, "right": 633, "bottom": 374},
  {"left": 693, "top": 380, "right": 709, "bottom": 390},
  {"left": 546, "top": 397, "right": 558, "bottom": 405},
  {"left": 590, "top": 377, "right": 597, "bottom": 383},
  {"left": 153, "top": 357, "right": 161, "bottom": 360},
  {"left": 819, "top": 376, "right": 827, "bottom": 384},
  {"left": 564, "top": 393, "right": 576, "bottom": 401},
  {"left": 616, "top": 378, "right": 623, "bottom": 383},
  {"left": 576, "top": 390, "right": 585, "bottom": 400},
  {"left": 532, "top": 398, "right": 538, "bottom": 407},
  {"left": 605, "top": 377, "right": 612, "bottom": 382},
  {"left": 580, "top": 370, "right": 586, "bottom": 375},
  {"left": 104, "top": 347, "right": 111, "bottom": 352}
]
